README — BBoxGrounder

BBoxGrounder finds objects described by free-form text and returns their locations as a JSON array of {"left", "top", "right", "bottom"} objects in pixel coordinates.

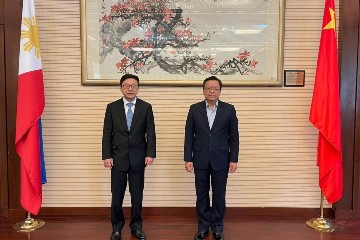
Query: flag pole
[
  {"left": 306, "top": 192, "right": 336, "bottom": 232},
  {"left": 13, "top": 211, "right": 45, "bottom": 232}
]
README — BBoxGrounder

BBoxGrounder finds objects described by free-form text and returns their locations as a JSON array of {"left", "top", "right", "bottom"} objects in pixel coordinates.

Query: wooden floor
[{"left": 1, "top": 215, "right": 360, "bottom": 240}]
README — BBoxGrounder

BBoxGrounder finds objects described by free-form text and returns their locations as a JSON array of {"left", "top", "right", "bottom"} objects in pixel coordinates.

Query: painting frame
[{"left": 81, "top": 0, "right": 285, "bottom": 86}]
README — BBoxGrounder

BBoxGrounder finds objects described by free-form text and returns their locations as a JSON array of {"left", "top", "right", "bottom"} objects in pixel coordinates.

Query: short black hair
[
  {"left": 203, "top": 76, "right": 222, "bottom": 90},
  {"left": 120, "top": 74, "right": 140, "bottom": 86}
]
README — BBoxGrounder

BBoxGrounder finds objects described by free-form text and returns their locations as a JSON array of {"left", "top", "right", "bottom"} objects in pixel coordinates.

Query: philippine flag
[{"left": 15, "top": 0, "right": 47, "bottom": 215}]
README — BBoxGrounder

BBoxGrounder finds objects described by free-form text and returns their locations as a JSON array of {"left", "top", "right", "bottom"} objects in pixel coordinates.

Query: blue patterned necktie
[{"left": 126, "top": 102, "right": 134, "bottom": 130}]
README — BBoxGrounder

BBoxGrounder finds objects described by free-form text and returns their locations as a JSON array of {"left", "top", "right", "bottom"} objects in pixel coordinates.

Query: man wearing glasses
[
  {"left": 102, "top": 74, "right": 156, "bottom": 240},
  {"left": 184, "top": 76, "right": 239, "bottom": 240}
]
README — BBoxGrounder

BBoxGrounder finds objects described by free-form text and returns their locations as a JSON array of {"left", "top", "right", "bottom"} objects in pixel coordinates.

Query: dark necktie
[{"left": 126, "top": 102, "right": 133, "bottom": 130}]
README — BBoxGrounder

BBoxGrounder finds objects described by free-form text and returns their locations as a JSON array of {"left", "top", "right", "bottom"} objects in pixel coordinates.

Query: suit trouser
[
  {"left": 111, "top": 167, "right": 145, "bottom": 231},
  {"left": 194, "top": 164, "right": 228, "bottom": 233}
]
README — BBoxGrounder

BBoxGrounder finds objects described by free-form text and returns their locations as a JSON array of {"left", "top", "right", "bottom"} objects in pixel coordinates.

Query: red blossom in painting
[
  {"left": 202, "top": 58, "right": 216, "bottom": 70},
  {"left": 116, "top": 58, "right": 130, "bottom": 70},
  {"left": 131, "top": 17, "right": 138, "bottom": 27},
  {"left": 163, "top": 7, "right": 174, "bottom": 22},
  {"left": 110, "top": 4, "right": 119, "bottom": 13},
  {"left": 101, "top": 14, "right": 110, "bottom": 23},
  {"left": 174, "top": 30, "right": 183, "bottom": 38},
  {"left": 124, "top": 38, "right": 140, "bottom": 49},
  {"left": 194, "top": 35, "right": 202, "bottom": 42},
  {"left": 144, "top": 29, "right": 153, "bottom": 38},
  {"left": 157, "top": 26, "right": 165, "bottom": 33},
  {"left": 237, "top": 50, "right": 251, "bottom": 60},
  {"left": 137, "top": 62, "right": 144, "bottom": 68},
  {"left": 249, "top": 59, "right": 258, "bottom": 68},
  {"left": 135, "top": 2, "right": 146, "bottom": 11}
]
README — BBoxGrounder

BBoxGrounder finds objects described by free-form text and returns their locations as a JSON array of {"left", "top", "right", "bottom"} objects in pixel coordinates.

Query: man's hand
[
  {"left": 103, "top": 158, "right": 113, "bottom": 169},
  {"left": 229, "top": 162, "right": 237, "bottom": 173},
  {"left": 185, "top": 162, "right": 194, "bottom": 173},
  {"left": 145, "top": 157, "right": 154, "bottom": 167}
]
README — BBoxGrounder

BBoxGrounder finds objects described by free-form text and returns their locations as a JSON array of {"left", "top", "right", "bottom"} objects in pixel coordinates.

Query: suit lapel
[
  {"left": 118, "top": 98, "right": 128, "bottom": 131},
  {"left": 200, "top": 101, "right": 210, "bottom": 131},
  {"left": 211, "top": 100, "right": 224, "bottom": 132},
  {"left": 130, "top": 98, "right": 141, "bottom": 131}
]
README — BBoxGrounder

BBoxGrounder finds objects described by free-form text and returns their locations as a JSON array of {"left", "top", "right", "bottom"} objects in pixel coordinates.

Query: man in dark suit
[
  {"left": 102, "top": 74, "right": 156, "bottom": 240},
  {"left": 184, "top": 76, "right": 239, "bottom": 240}
]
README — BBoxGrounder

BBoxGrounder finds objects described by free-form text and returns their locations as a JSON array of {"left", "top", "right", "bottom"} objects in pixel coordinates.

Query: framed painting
[{"left": 81, "top": 0, "right": 285, "bottom": 86}]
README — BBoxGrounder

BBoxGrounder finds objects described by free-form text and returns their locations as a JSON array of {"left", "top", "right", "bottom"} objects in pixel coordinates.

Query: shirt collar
[
  {"left": 123, "top": 97, "right": 137, "bottom": 106},
  {"left": 205, "top": 100, "right": 218, "bottom": 109}
]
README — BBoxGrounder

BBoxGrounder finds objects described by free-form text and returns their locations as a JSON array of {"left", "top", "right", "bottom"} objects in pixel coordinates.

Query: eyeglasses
[
  {"left": 122, "top": 84, "right": 138, "bottom": 89},
  {"left": 204, "top": 87, "right": 220, "bottom": 92}
]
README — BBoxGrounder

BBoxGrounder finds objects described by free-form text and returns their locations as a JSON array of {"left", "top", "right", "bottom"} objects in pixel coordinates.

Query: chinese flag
[
  {"left": 309, "top": 0, "right": 342, "bottom": 204},
  {"left": 15, "top": 0, "right": 47, "bottom": 215}
]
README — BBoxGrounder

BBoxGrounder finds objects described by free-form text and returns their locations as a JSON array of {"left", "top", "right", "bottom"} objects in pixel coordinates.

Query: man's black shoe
[
  {"left": 110, "top": 231, "right": 121, "bottom": 240},
  {"left": 194, "top": 231, "right": 209, "bottom": 240},
  {"left": 213, "top": 232, "right": 224, "bottom": 240},
  {"left": 131, "top": 229, "right": 147, "bottom": 239}
]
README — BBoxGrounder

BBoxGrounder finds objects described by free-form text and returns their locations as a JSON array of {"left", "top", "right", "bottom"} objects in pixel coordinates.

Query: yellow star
[{"left": 323, "top": 7, "right": 336, "bottom": 30}]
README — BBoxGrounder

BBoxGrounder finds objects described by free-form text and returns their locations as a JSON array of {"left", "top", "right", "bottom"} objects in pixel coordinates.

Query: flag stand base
[
  {"left": 13, "top": 213, "right": 45, "bottom": 232},
  {"left": 305, "top": 192, "right": 336, "bottom": 233},
  {"left": 306, "top": 217, "right": 336, "bottom": 232}
]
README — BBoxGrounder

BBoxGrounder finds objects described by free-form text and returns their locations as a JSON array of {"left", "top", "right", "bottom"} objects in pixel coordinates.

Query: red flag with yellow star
[{"left": 309, "top": 0, "right": 342, "bottom": 204}]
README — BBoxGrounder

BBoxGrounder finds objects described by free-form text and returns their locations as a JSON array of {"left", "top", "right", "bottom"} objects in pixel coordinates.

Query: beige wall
[{"left": 36, "top": 0, "right": 338, "bottom": 208}]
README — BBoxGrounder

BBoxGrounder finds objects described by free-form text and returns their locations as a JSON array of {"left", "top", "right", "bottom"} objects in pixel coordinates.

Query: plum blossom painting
[{"left": 81, "top": 0, "right": 285, "bottom": 86}]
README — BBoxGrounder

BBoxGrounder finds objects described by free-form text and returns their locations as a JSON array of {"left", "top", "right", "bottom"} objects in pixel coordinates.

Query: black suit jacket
[
  {"left": 184, "top": 100, "right": 239, "bottom": 171},
  {"left": 102, "top": 98, "right": 156, "bottom": 171}
]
